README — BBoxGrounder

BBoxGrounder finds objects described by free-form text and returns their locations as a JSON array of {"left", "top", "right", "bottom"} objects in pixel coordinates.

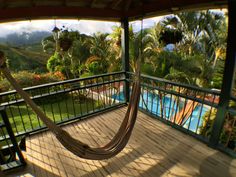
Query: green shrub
[
  {"left": 0, "top": 71, "right": 66, "bottom": 104},
  {"left": 200, "top": 108, "right": 236, "bottom": 150},
  {"left": 0, "top": 71, "right": 65, "bottom": 93},
  {"left": 47, "top": 52, "right": 62, "bottom": 72}
]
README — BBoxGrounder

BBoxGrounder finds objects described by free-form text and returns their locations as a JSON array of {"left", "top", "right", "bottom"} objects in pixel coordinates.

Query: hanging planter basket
[
  {"left": 159, "top": 29, "right": 183, "bottom": 45},
  {"left": 59, "top": 38, "right": 72, "bottom": 51}
]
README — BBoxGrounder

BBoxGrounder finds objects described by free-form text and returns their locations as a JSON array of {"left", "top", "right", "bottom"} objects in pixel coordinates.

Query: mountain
[
  {"left": 0, "top": 31, "right": 52, "bottom": 73},
  {"left": 0, "top": 31, "right": 51, "bottom": 46}
]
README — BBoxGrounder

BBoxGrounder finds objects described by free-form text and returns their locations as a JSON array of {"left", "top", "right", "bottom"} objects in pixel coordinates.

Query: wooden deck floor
[{"left": 5, "top": 107, "right": 236, "bottom": 177}]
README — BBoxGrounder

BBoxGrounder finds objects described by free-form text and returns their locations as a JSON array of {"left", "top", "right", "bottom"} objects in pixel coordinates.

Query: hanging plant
[
  {"left": 159, "top": 28, "right": 183, "bottom": 45},
  {"left": 59, "top": 37, "right": 73, "bottom": 51}
]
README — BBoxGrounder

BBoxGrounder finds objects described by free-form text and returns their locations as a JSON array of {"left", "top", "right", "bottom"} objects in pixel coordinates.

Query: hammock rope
[{"left": 0, "top": 51, "right": 141, "bottom": 160}]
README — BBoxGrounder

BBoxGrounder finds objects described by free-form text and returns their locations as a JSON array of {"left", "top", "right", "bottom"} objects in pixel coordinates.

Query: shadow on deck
[{"left": 4, "top": 107, "right": 236, "bottom": 177}]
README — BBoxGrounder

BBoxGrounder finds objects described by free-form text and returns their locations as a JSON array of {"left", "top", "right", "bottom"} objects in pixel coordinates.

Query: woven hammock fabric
[{"left": 0, "top": 51, "right": 141, "bottom": 160}]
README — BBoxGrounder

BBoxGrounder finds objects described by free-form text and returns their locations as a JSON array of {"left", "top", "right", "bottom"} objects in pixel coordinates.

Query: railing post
[
  {"left": 0, "top": 107, "right": 26, "bottom": 168},
  {"left": 121, "top": 17, "right": 130, "bottom": 103},
  {"left": 209, "top": 0, "right": 236, "bottom": 147}
]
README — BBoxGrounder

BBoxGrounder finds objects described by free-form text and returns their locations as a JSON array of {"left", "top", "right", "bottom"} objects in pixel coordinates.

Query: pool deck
[{"left": 4, "top": 107, "right": 236, "bottom": 177}]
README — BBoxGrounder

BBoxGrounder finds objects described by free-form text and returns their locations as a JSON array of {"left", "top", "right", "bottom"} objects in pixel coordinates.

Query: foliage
[
  {"left": 0, "top": 71, "right": 65, "bottom": 93},
  {"left": 82, "top": 32, "right": 121, "bottom": 75},
  {"left": 0, "top": 43, "right": 49, "bottom": 73},
  {"left": 212, "top": 60, "right": 225, "bottom": 89},
  {"left": 141, "top": 10, "right": 227, "bottom": 88},
  {"left": 200, "top": 108, "right": 217, "bottom": 138},
  {"left": 200, "top": 108, "right": 236, "bottom": 150},
  {"left": 47, "top": 52, "right": 62, "bottom": 72},
  {"left": 39, "top": 10, "right": 229, "bottom": 90},
  {"left": 42, "top": 30, "right": 92, "bottom": 78}
]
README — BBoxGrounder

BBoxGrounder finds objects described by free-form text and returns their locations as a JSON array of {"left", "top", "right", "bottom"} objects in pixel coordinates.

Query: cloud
[
  {"left": 130, "top": 15, "right": 165, "bottom": 32},
  {"left": 0, "top": 19, "right": 119, "bottom": 37},
  {"left": 0, "top": 17, "right": 164, "bottom": 37},
  {"left": 0, "top": 9, "right": 225, "bottom": 38},
  {"left": 68, "top": 20, "right": 120, "bottom": 35}
]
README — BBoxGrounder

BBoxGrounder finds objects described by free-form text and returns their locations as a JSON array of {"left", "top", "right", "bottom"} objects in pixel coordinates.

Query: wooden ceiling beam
[
  {"left": 63, "top": 0, "right": 67, "bottom": 6},
  {"left": 124, "top": 0, "right": 132, "bottom": 11},
  {"left": 109, "top": 0, "right": 124, "bottom": 9},
  {"left": 0, "top": 0, "right": 7, "bottom": 9},
  {"left": 126, "top": 0, "right": 227, "bottom": 19},
  {"left": 0, "top": 0, "right": 227, "bottom": 22},
  {"left": 30, "top": 0, "right": 36, "bottom": 7},
  {"left": 0, "top": 6, "right": 123, "bottom": 22},
  {"left": 90, "top": 0, "right": 97, "bottom": 8}
]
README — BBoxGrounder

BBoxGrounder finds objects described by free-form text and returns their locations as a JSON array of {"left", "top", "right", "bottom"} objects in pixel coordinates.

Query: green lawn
[{"left": 5, "top": 95, "right": 102, "bottom": 134}]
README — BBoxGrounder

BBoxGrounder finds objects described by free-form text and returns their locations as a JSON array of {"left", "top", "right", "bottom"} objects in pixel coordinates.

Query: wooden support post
[
  {"left": 121, "top": 17, "right": 130, "bottom": 103},
  {"left": 209, "top": 0, "right": 236, "bottom": 147}
]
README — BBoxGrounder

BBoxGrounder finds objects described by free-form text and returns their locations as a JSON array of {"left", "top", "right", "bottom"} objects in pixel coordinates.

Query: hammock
[{"left": 0, "top": 51, "right": 141, "bottom": 160}]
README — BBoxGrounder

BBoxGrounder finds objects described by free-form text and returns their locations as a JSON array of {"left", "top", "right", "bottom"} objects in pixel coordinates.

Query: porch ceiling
[{"left": 0, "top": 0, "right": 227, "bottom": 22}]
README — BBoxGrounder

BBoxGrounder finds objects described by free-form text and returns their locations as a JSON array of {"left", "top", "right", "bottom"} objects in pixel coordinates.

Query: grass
[
  {"left": 3, "top": 95, "right": 101, "bottom": 134},
  {"left": 0, "top": 43, "right": 48, "bottom": 72},
  {"left": 0, "top": 93, "right": 120, "bottom": 149}
]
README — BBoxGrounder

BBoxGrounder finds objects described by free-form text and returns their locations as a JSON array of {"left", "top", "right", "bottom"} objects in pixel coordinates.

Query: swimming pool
[{"left": 112, "top": 91, "right": 209, "bottom": 133}]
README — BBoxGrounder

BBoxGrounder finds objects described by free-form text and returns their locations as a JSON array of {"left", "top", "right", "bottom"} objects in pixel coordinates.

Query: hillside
[
  {"left": 0, "top": 31, "right": 52, "bottom": 73},
  {"left": 0, "top": 43, "right": 50, "bottom": 73}
]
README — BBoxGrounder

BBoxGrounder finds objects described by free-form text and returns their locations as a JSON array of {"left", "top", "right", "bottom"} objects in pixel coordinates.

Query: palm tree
[
  {"left": 161, "top": 11, "right": 226, "bottom": 87},
  {"left": 200, "top": 11, "right": 227, "bottom": 69},
  {"left": 144, "top": 23, "right": 164, "bottom": 57},
  {"left": 84, "top": 33, "right": 111, "bottom": 75},
  {"left": 82, "top": 31, "right": 122, "bottom": 76},
  {"left": 68, "top": 32, "right": 91, "bottom": 77},
  {"left": 165, "top": 11, "right": 227, "bottom": 65},
  {"left": 108, "top": 26, "right": 123, "bottom": 72}
]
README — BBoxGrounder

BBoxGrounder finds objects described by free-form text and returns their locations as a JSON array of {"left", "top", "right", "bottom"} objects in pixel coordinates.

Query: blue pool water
[{"left": 112, "top": 91, "right": 209, "bottom": 133}]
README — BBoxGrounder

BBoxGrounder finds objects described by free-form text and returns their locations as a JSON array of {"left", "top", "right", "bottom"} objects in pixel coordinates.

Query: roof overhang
[{"left": 0, "top": 0, "right": 228, "bottom": 23}]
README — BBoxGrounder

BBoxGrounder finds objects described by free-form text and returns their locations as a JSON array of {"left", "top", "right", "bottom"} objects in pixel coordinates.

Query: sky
[
  {"left": 0, "top": 9, "right": 225, "bottom": 38},
  {"left": 0, "top": 16, "right": 163, "bottom": 37}
]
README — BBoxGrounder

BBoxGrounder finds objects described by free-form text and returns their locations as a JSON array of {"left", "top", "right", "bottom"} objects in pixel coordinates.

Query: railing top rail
[
  {"left": 127, "top": 72, "right": 221, "bottom": 95},
  {"left": 0, "top": 70, "right": 220, "bottom": 97},
  {"left": 0, "top": 71, "right": 125, "bottom": 97},
  {"left": 0, "top": 78, "right": 125, "bottom": 107}
]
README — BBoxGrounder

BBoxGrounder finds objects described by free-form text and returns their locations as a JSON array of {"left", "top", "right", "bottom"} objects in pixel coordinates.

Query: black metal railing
[
  {"left": 0, "top": 72, "right": 125, "bottom": 141},
  {"left": 0, "top": 107, "right": 26, "bottom": 171},
  {"left": 0, "top": 71, "right": 235, "bottom": 159},
  {"left": 114, "top": 73, "right": 230, "bottom": 149},
  {"left": 125, "top": 73, "right": 236, "bottom": 156},
  {"left": 127, "top": 73, "right": 219, "bottom": 136},
  {"left": 218, "top": 96, "right": 236, "bottom": 155}
]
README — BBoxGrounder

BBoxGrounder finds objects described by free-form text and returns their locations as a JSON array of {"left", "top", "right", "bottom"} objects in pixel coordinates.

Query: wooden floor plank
[{"left": 4, "top": 107, "right": 236, "bottom": 177}]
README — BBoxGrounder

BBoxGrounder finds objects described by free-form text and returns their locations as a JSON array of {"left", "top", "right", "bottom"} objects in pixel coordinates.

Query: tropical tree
[
  {"left": 199, "top": 11, "right": 227, "bottom": 69},
  {"left": 82, "top": 30, "right": 124, "bottom": 77},
  {"left": 42, "top": 30, "right": 91, "bottom": 78},
  {"left": 108, "top": 26, "right": 123, "bottom": 71},
  {"left": 143, "top": 23, "right": 164, "bottom": 58},
  {"left": 41, "top": 35, "right": 56, "bottom": 54},
  {"left": 82, "top": 33, "right": 111, "bottom": 76},
  {"left": 158, "top": 11, "right": 226, "bottom": 87}
]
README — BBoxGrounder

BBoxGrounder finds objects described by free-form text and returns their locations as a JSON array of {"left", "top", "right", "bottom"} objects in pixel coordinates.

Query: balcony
[
  {"left": 3, "top": 107, "right": 236, "bottom": 177},
  {"left": 0, "top": 72, "right": 235, "bottom": 176},
  {"left": 0, "top": 1, "right": 236, "bottom": 176}
]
